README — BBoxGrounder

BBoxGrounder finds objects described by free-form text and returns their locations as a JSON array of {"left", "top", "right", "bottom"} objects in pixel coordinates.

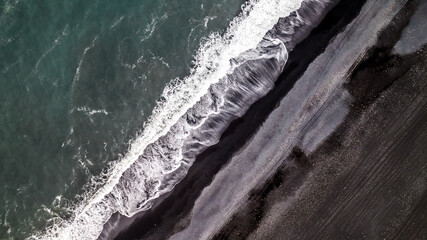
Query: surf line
[{"left": 33, "top": 0, "right": 335, "bottom": 239}]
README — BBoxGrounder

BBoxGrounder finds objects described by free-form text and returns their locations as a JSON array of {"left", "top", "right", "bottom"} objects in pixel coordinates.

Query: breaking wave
[{"left": 32, "top": 0, "right": 334, "bottom": 239}]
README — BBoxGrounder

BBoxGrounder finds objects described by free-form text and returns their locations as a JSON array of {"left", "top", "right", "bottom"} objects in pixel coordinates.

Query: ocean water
[{"left": 0, "top": 0, "right": 245, "bottom": 238}]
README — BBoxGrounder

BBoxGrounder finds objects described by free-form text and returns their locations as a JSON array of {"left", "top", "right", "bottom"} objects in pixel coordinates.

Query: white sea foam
[
  {"left": 32, "top": 0, "right": 307, "bottom": 239},
  {"left": 71, "top": 36, "right": 99, "bottom": 90},
  {"left": 75, "top": 107, "right": 109, "bottom": 116},
  {"left": 110, "top": 16, "right": 125, "bottom": 30}
]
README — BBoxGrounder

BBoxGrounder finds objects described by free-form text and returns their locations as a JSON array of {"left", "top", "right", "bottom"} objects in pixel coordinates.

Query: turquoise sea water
[{"left": 0, "top": 0, "right": 244, "bottom": 238}]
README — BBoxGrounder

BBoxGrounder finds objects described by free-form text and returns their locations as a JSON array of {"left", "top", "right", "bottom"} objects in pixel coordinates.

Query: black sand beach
[
  {"left": 106, "top": 0, "right": 427, "bottom": 239},
  {"left": 215, "top": 1, "right": 427, "bottom": 238}
]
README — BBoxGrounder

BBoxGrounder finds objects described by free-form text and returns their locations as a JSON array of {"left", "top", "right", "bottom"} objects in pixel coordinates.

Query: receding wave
[{"left": 32, "top": 0, "right": 334, "bottom": 239}]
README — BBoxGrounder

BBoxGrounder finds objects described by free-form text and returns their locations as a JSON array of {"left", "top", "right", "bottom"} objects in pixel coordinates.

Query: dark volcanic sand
[
  {"left": 110, "top": 0, "right": 427, "bottom": 239},
  {"left": 215, "top": 1, "right": 427, "bottom": 239}
]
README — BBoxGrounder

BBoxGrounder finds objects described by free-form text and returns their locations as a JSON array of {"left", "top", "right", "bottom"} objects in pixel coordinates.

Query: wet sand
[{"left": 108, "top": 0, "right": 366, "bottom": 239}]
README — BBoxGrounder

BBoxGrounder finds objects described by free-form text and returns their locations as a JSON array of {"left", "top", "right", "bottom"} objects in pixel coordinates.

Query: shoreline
[{"left": 109, "top": 0, "right": 368, "bottom": 239}]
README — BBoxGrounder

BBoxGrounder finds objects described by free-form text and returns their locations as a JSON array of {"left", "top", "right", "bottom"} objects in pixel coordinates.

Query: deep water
[{"left": 0, "top": 0, "right": 244, "bottom": 238}]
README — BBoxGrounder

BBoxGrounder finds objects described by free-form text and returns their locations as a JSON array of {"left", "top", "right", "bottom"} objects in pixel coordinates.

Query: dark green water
[{"left": 0, "top": 0, "right": 244, "bottom": 238}]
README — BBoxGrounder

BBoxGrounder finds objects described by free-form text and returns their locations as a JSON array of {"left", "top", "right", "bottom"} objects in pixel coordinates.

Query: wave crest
[{"left": 32, "top": 0, "right": 338, "bottom": 239}]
